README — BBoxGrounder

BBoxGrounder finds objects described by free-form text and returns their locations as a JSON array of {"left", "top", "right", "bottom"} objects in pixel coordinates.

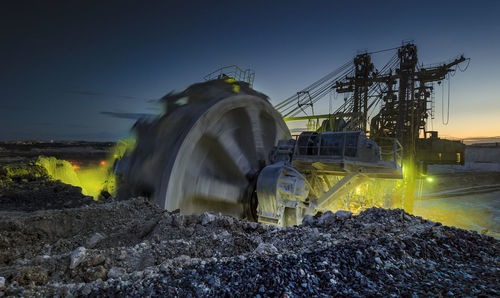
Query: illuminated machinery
[
  {"left": 203, "top": 65, "right": 256, "bottom": 88},
  {"left": 257, "top": 130, "right": 402, "bottom": 225},
  {"left": 117, "top": 79, "right": 402, "bottom": 227},
  {"left": 275, "top": 42, "right": 469, "bottom": 212},
  {"left": 116, "top": 42, "right": 468, "bottom": 227}
]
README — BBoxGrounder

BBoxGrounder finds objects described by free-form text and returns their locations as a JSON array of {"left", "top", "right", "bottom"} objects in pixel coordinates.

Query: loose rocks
[
  {"left": 254, "top": 243, "right": 278, "bottom": 255},
  {"left": 69, "top": 247, "right": 86, "bottom": 269},
  {"left": 86, "top": 233, "right": 106, "bottom": 248},
  {"left": 0, "top": 196, "right": 498, "bottom": 297},
  {"left": 107, "top": 267, "right": 126, "bottom": 280},
  {"left": 200, "top": 212, "right": 217, "bottom": 226}
]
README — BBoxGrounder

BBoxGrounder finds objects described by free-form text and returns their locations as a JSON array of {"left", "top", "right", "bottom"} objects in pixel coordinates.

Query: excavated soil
[
  {"left": 0, "top": 161, "right": 97, "bottom": 212},
  {"left": 0, "top": 163, "right": 499, "bottom": 296}
]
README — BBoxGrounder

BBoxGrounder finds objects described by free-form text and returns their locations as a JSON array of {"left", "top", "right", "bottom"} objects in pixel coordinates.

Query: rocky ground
[
  {"left": 0, "top": 162, "right": 499, "bottom": 297},
  {"left": 0, "top": 162, "right": 96, "bottom": 212}
]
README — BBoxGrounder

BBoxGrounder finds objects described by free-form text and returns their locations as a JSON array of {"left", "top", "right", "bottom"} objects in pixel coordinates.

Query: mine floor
[{"left": 0, "top": 158, "right": 498, "bottom": 296}]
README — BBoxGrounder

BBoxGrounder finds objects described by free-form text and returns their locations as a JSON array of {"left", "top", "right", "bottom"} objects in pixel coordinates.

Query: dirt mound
[
  {"left": 0, "top": 161, "right": 498, "bottom": 296},
  {"left": 0, "top": 197, "right": 498, "bottom": 296},
  {"left": 0, "top": 162, "right": 100, "bottom": 212}
]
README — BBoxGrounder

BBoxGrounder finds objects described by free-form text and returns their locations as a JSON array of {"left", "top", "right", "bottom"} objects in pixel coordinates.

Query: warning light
[{"left": 426, "top": 177, "right": 434, "bottom": 182}]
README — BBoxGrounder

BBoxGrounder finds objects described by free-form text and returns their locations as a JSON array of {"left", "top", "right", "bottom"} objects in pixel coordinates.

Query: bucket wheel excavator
[{"left": 117, "top": 79, "right": 403, "bottom": 226}]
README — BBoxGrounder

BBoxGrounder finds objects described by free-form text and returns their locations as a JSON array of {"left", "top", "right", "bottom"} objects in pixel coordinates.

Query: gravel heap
[
  {"left": 0, "top": 162, "right": 96, "bottom": 211},
  {"left": 0, "top": 197, "right": 498, "bottom": 297}
]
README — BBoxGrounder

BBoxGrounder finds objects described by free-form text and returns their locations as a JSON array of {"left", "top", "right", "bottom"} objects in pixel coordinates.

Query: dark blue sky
[{"left": 1, "top": 0, "right": 499, "bottom": 140}]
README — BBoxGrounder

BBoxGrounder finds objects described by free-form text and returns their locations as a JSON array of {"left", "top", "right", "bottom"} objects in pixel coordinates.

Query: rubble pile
[
  {"left": 0, "top": 196, "right": 498, "bottom": 296},
  {"left": 0, "top": 162, "right": 96, "bottom": 211}
]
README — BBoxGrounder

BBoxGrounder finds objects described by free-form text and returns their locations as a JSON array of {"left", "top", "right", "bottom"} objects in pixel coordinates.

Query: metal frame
[{"left": 204, "top": 65, "right": 256, "bottom": 88}]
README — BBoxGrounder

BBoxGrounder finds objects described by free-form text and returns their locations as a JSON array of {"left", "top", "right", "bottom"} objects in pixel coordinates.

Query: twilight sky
[{"left": 1, "top": 0, "right": 499, "bottom": 141}]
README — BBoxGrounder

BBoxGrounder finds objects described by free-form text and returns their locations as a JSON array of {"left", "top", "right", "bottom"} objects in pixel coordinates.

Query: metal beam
[
  {"left": 283, "top": 113, "right": 361, "bottom": 122},
  {"left": 316, "top": 172, "right": 367, "bottom": 209}
]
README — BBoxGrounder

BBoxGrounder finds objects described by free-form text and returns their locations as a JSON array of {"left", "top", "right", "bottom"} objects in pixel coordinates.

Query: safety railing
[
  {"left": 371, "top": 136, "right": 403, "bottom": 168},
  {"left": 204, "top": 65, "right": 255, "bottom": 88},
  {"left": 293, "top": 134, "right": 403, "bottom": 169},
  {"left": 293, "top": 133, "right": 360, "bottom": 159}
]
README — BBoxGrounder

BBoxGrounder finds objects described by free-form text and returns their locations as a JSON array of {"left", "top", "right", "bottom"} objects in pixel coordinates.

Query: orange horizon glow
[{"left": 285, "top": 120, "right": 500, "bottom": 143}]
